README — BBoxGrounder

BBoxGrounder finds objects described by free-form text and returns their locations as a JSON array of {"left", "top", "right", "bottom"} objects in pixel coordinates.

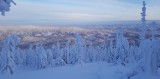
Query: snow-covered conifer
[
  {"left": 74, "top": 33, "right": 86, "bottom": 64},
  {"left": 114, "top": 27, "right": 129, "bottom": 65},
  {"left": 46, "top": 48, "right": 54, "bottom": 67},
  {"left": 54, "top": 43, "right": 65, "bottom": 66},
  {"left": 106, "top": 40, "right": 115, "bottom": 63},
  {"left": 0, "top": 35, "right": 20, "bottom": 74},
  {"left": 62, "top": 40, "right": 72, "bottom": 64},
  {"left": 85, "top": 44, "right": 96, "bottom": 63},
  {"left": 35, "top": 44, "right": 47, "bottom": 69},
  {"left": 14, "top": 48, "right": 23, "bottom": 65},
  {"left": 25, "top": 45, "right": 37, "bottom": 68}
]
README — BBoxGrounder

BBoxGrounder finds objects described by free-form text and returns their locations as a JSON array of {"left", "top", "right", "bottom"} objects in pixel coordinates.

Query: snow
[
  {"left": 0, "top": 62, "right": 159, "bottom": 79},
  {"left": 0, "top": 62, "right": 129, "bottom": 79},
  {"left": 132, "top": 73, "right": 160, "bottom": 79}
]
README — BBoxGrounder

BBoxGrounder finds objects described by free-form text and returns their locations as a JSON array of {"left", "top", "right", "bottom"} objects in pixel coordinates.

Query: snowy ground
[{"left": 0, "top": 62, "right": 160, "bottom": 79}]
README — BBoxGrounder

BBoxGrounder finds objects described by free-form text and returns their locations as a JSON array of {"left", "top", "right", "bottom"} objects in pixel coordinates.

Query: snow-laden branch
[{"left": 0, "top": 0, "right": 16, "bottom": 16}]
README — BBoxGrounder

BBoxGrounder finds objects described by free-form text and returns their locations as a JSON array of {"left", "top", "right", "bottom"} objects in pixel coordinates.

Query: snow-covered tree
[
  {"left": 73, "top": 33, "right": 86, "bottom": 64},
  {"left": 94, "top": 46, "right": 104, "bottom": 62},
  {"left": 66, "top": 44, "right": 78, "bottom": 64},
  {"left": 14, "top": 48, "right": 23, "bottom": 65},
  {"left": 151, "top": 38, "right": 160, "bottom": 73},
  {"left": 46, "top": 48, "right": 54, "bottom": 67},
  {"left": 128, "top": 45, "right": 139, "bottom": 63},
  {"left": 0, "top": 0, "right": 16, "bottom": 16},
  {"left": 106, "top": 40, "right": 116, "bottom": 63},
  {"left": 62, "top": 40, "right": 73, "bottom": 64},
  {"left": 85, "top": 44, "right": 96, "bottom": 63},
  {"left": 0, "top": 35, "right": 20, "bottom": 74},
  {"left": 25, "top": 45, "right": 37, "bottom": 68},
  {"left": 35, "top": 44, "right": 47, "bottom": 69},
  {"left": 135, "top": 35, "right": 160, "bottom": 74},
  {"left": 53, "top": 43, "right": 65, "bottom": 66},
  {"left": 114, "top": 27, "right": 129, "bottom": 65}
]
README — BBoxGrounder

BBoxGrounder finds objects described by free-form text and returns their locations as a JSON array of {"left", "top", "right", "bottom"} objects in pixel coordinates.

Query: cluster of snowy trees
[
  {"left": 0, "top": 27, "right": 160, "bottom": 75},
  {"left": 0, "top": 0, "right": 16, "bottom": 16}
]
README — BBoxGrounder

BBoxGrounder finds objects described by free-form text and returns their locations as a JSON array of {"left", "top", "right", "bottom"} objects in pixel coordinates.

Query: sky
[{"left": 0, "top": 0, "right": 160, "bottom": 25}]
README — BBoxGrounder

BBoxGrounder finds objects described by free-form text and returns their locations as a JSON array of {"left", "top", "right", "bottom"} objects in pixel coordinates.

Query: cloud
[{"left": 0, "top": 0, "right": 159, "bottom": 24}]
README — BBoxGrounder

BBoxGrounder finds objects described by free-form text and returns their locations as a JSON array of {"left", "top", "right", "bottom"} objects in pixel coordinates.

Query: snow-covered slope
[
  {"left": 0, "top": 62, "right": 128, "bottom": 79},
  {"left": 0, "top": 62, "right": 159, "bottom": 79}
]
